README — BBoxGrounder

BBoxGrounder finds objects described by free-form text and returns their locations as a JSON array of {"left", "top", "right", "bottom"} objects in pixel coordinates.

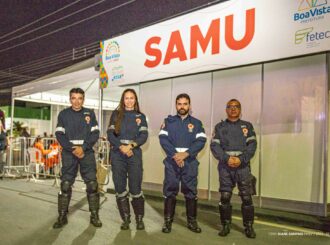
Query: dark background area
[{"left": 0, "top": 0, "right": 226, "bottom": 105}]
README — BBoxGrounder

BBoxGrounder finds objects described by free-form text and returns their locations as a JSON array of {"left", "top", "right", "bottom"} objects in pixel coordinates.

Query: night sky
[{"left": 0, "top": 0, "right": 225, "bottom": 98}]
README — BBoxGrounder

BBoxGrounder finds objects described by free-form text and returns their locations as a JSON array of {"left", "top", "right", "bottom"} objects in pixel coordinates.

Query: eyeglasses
[{"left": 226, "top": 105, "right": 241, "bottom": 109}]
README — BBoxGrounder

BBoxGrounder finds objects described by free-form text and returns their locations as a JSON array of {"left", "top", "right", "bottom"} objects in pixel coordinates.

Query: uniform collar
[
  {"left": 176, "top": 114, "right": 190, "bottom": 121},
  {"left": 124, "top": 109, "right": 136, "bottom": 114},
  {"left": 226, "top": 118, "right": 240, "bottom": 124},
  {"left": 70, "top": 107, "right": 84, "bottom": 113}
]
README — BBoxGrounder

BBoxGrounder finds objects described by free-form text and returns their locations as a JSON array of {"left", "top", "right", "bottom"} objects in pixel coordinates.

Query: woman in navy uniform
[{"left": 107, "top": 88, "right": 148, "bottom": 230}]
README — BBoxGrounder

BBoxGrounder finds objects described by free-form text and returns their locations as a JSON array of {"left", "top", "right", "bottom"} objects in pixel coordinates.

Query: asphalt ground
[{"left": 0, "top": 178, "right": 329, "bottom": 245}]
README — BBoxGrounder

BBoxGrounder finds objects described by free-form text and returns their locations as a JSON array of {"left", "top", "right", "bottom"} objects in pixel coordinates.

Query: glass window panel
[
  {"left": 262, "top": 54, "right": 326, "bottom": 203},
  {"left": 211, "top": 65, "right": 262, "bottom": 194},
  {"left": 139, "top": 79, "right": 172, "bottom": 184},
  {"left": 172, "top": 73, "right": 212, "bottom": 191}
]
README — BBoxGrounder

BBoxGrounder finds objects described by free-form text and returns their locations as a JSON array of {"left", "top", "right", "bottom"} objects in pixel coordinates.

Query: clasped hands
[
  {"left": 173, "top": 152, "right": 189, "bottom": 168},
  {"left": 228, "top": 156, "right": 241, "bottom": 168},
  {"left": 119, "top": 144, "right": 134, "bottom": 157},
  {"left": 72, "top": 146, "right": 84, "bottom": 159}
]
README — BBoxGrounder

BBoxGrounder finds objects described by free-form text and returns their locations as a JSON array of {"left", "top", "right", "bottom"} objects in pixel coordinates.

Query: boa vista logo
[
  {"left": 294, "top": 0, "right": 330, "bottom": 21},
  {"left": 298, "top": 0, "right": 327, "bottom": 11},
  {"left": 105, "top": 41, "right": 120, "bottom": 62}
]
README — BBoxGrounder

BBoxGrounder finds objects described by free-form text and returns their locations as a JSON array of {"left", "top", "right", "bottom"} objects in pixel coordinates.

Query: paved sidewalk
[{"left": 0, "top": 179, "right": 329, "bottom": 245}]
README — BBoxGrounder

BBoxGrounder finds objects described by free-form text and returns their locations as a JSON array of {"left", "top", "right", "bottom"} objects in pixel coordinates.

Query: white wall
[
  {"left": 140, "top": 79, "right": 172, "bottom": 185},
  {"left": 262, "top": 55, "right": 326, "bottom": 203},
  {"left": 139, "top": 54, "right": 328, "bottom": 207},
  {"left": 210, "top": 65, "right": 262, "bottom": 194}
]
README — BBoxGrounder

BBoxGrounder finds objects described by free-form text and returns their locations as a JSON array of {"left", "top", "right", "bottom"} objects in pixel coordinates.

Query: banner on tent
[
  {"left": 99, "top": 41, "right": 109, "bottom": 89},
  {"left": 101, "top": 0, "right": 330, "bottom": 85}
]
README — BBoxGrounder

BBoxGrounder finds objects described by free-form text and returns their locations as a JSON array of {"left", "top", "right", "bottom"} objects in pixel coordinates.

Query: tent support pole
[
  {"left": 9, "top": 94, "right": 15, "bottom": 169},
  {"left": 98, "top": 87, "right": 103, "bottom": 137}
]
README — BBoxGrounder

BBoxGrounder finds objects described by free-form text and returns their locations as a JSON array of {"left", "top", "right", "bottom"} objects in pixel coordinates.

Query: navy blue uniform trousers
[{"left": 111, "top": 148, "right": 143, "bottom": 196}]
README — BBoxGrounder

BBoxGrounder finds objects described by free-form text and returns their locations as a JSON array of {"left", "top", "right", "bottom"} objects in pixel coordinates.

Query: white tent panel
[{"left": 12, "top": 66, "right": 130, "bottom": 110}]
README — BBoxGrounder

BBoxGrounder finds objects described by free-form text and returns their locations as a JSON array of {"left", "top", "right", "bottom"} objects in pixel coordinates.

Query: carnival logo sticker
[{"left": 105, "top": 41, "right": 120, "bottom": 62}]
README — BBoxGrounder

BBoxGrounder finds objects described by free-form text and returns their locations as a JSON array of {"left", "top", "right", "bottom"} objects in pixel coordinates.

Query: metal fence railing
[
  {"left": 2, "top": 137, "right": 111, "bottom": 189},
  {"left": 96, "top": 139, "right": 111, "bottom": 193}
]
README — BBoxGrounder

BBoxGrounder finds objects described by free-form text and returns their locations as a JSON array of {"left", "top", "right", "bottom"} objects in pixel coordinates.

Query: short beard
[{"left": 177, "top": 108, "right": 188, "bottom": 116}]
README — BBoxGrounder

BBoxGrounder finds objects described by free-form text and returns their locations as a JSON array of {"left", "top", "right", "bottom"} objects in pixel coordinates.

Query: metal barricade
[
  {"left": 4, "top": 137, "right": 62, "bottom": 185},
  {"left": 27, "top": 137, "right": 62, "bottom": 185},
  {"left": 96, "top": 139, "right": 111, "bottom": 193},
  {"left": 4, "top": 136, "right": 28, "bottom": 177},
  {"left": 3, "top": 136, "right": 110, "bottom": 190}
]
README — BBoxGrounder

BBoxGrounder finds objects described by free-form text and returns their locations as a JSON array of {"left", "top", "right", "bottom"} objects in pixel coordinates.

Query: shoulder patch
[
  {"left": 242, "top": 128, "right": 248, "bottom": 136},
  {"left": 85, "top": 115, "right": 91, "bottom": 124}
]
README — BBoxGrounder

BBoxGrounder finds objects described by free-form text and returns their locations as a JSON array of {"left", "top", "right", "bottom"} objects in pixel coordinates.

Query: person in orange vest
[
  {"left": 33, "top": 137, "right": 51, "bottom": 165},
  {"left": 47, "top": 140, "right": 61, "bottom": 171}
]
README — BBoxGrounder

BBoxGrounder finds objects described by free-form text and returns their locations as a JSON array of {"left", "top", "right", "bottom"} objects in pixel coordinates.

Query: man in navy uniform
[
  {"left": 211, "top": 99, "right": 257, "bottom": 238},
  {"left": 159, "top": 93, "right": 206, "bottom": 233},
  {"left": 53, "top": 88, "right": 102, "bottom": 229}
]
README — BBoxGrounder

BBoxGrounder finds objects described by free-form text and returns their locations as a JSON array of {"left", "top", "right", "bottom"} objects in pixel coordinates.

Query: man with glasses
[{"left": 210, "top": 99, "right": 257, "bottom": 238}]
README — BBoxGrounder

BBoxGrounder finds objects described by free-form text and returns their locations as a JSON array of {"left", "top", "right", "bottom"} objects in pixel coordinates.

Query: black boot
[
  {"left": 185, "top": 198, "right": 202, "bottom": 233},
  {"left": 53, "top": 193, "right": 71, "bottom": 229},
  {"left": 162, "top": 196, "right": 176, "bottom": 233},
  {"left": 131, "top": 196, "right": 145, "bottom": 230},
  {"left": 218, "top": 203, "right": 232, "bottom": 236},
  {"left": 242, "top": 205, "right": 256, "bottom": 238},
  {"left": 87, "top": 193, "right": 102, "bottom": 228},
  {"left": 116, "top": 196, "right": 131, "bottom": 230}
]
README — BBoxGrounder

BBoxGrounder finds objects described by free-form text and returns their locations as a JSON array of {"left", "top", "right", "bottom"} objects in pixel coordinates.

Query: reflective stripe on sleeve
[
  {"left": 159, "top": 130, "right": 168, "bottom": 136},
  {"left": 139, "top": 126, "right": 148, "bottom": 132},
  {"left": 91, "top": 125, "right": 99, "bottom": 132},
  {"left": 246, "top": 136, "right": 256, "bottom": 143},
  {"left": 196, "top": 132, "right": 207, "bottom": 139},
  {"left": 211, "top": 139, "right": 220, "bottom": 144},
  {"left": 55, "top": 127, "right": 65, "bottom": 133}
]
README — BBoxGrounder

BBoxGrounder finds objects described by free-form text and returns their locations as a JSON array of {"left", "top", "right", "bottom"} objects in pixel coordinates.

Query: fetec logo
[
  {"left": 294, "top": 0, "right": 330, "bottom": 21},
  {"left": 295, "top": 27, "right": 330, "bottom": 44},
  {"left": 105, "top": 41, "right": 120, "bottom": 62},
  {"left": 295, "top": 27, "right": 314, "bottom": 44},
  {"left": 144, "top": 8, "right": 255, "bottom": 68}
]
